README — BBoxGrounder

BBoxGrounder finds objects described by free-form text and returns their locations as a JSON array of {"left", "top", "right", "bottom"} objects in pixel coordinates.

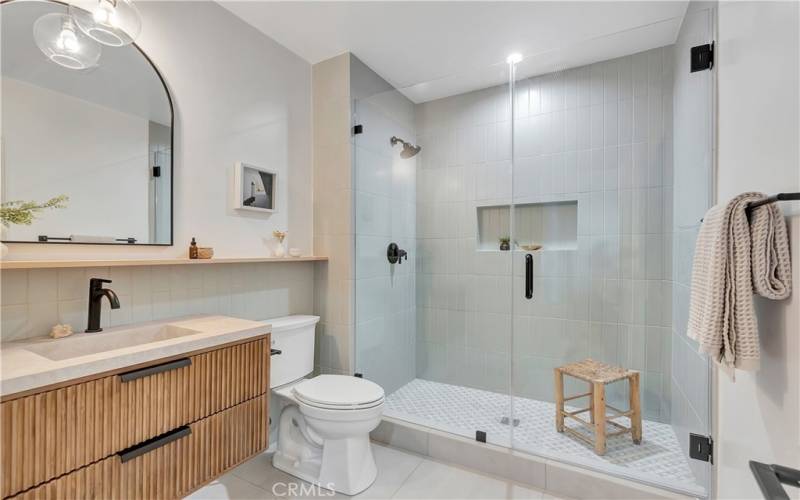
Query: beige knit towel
[{"left": 687, "top": 192, "right": 793, "bottom": 376}]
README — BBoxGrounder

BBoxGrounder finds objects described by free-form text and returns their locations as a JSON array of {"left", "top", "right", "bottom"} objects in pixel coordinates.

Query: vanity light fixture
[
  {"left": 33, "top": 12, "right": 102, "bottom": 70},
  {"left": 70, "top": 0, "right": 142, "bottom": 47}
]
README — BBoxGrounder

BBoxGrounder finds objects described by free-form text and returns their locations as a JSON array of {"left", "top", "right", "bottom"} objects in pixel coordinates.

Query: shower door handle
[{"left": 525, "top": 254, "right": 533, "bottom": 300}]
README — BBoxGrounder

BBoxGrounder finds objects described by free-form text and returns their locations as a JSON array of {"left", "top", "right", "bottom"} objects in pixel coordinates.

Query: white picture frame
[{"left": 233, "top": 161, "right": 277, "bottom": 213}]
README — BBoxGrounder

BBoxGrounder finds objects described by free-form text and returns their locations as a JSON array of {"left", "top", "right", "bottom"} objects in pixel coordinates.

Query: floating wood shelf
[{"left": 0, "top": 256, "right": 328, "bottom": 270}]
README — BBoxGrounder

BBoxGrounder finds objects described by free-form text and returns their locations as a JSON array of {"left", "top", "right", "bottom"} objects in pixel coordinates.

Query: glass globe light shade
[
  {"left": 33, "top": 13, "right": 102, "bottom": 70},
  {"left": 70, "top": 0, "right": 141, "bottom": 47}
]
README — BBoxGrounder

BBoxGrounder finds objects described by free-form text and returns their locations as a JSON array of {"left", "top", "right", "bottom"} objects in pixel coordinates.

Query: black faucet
[{"left": 86, "top": 278, "right": 121, "bottom": 333}]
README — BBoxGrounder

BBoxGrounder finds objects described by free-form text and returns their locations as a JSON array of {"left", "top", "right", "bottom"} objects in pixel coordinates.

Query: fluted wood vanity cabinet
[{"left": 1, "top": 335, "right": 270, "bottom": 499}]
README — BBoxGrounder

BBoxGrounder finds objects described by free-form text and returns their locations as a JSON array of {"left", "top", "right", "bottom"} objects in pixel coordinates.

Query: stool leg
[
  {"left": 554, "top": 369, "right": 565, "bottom": 432},
  {"left": 592, "top": 382, "right": 606, "bottom": 455},
  {"left": 589, "top": 382, "right": 595, "bottom": 424},
  {"left": 629, "top": 373, "right": 642, "bottom": 444}
]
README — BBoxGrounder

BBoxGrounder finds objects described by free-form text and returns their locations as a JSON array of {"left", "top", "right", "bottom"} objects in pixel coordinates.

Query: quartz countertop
[{"left": 1, "top": 315, "right": 271, "bottom": 398}]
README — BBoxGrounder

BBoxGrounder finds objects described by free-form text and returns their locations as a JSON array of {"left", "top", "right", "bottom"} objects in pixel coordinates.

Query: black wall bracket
[
  {"left": 689, "top": 433, "right": 713, "bottom": 463},
  {"left": 691, "top": 42, "right": 714, "bottom": 72},
  {"left": 353, "top": 124, "right": 363, "bottom": 135},
  {"left": 475, "top": 430, "right": 487, "bottom": 443}
]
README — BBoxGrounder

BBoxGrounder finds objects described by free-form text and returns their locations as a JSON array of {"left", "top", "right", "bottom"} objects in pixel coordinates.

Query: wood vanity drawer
[
  {"left": 8, "top": 394, "right": 268, "bottom": 500},
  {"left": 1, "top": 336, "right": 269, "bottom": 498}
]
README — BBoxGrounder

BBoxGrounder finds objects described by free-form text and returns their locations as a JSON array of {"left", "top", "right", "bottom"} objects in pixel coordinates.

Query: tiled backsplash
[{"left": 1, "top": 263, "right": 314, "bottom": 342}]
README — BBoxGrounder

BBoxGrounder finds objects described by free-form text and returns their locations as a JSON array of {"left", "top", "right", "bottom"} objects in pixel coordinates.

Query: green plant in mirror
[{"left": 1, "top": 195, "right": 69, "bottom": 226}]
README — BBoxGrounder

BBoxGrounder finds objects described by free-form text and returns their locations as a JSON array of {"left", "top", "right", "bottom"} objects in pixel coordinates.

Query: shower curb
[{"left": 371, "top": 416, "right": 703, "bottom": 500}]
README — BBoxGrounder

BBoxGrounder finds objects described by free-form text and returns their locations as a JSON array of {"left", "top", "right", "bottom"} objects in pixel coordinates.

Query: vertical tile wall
[
  {"left": 414, "top": 47, "right": 675, "bottom": 422},
  {"left": 352, "top": 85, "right": 417, "bottom": 395},
  {"left": 0, "top": 263, "right": 315, "bottom": 342}
]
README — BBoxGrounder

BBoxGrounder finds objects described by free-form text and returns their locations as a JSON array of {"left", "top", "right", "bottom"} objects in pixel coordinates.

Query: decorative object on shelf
[
  {"left": 499, "top": 237, "right": 510, "bottom": 251},
  {"left": 33, "top": 11, "right": 102, "bottom": 70},
  {"left": 189, "top": 237, "right": 198, "bottom": 259},
  {"left": 69, "top": 0, "right": 142, "bottom": 47},
  {"left": 49, "top": 323, "right": 74, "bottom": 339},
  {"left": 197, "top": 247, "right": 214, "bottom": 259},
  {"left": 272, "top": 230, "right": 287, "bottom": 257},
  {"left": 234, "top": 162, "right": 276, "bottom": 213},
  {"left": 519, "top": 244, "right": 543, "bottom": 251},
  {"left": 289, "top": 247, "right": 302, "bottom": 258}
]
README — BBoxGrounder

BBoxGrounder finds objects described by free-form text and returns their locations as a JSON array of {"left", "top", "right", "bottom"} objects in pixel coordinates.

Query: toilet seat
[{"left": 292, "top": 374, "right": 384, "bottom": 410}]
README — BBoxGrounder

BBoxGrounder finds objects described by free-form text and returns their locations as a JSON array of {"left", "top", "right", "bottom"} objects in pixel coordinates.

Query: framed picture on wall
[{"left": 233, "top": 162, "right": 276, "bottom": 213}]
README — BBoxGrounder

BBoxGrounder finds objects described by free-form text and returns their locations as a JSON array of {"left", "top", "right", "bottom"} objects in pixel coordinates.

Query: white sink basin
[{"left": 26, "top": 324, "right": 202, "bottom": 361}]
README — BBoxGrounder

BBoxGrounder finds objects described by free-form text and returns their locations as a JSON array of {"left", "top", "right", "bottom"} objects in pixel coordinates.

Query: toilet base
[{"left": 272, "top": 405, "right": 379, "bottom": 496}]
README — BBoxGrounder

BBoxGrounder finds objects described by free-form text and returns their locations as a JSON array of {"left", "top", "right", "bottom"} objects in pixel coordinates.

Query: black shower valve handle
[{"left": 387, "top": 242, "right": 407, "bottom": 264}]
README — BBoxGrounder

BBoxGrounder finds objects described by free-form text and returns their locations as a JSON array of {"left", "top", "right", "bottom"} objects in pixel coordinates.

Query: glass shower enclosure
[{"left": 353, "top": 6, "right": 715, "bottom": 496}]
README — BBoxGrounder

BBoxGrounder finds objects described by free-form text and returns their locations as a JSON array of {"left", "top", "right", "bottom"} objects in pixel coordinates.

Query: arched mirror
[{"left": 1, "top": 0, "right": 173, "bottom": 245}]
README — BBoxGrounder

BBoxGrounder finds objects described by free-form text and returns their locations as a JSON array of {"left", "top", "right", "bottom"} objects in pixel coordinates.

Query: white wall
[
  {"left": 0, "top": 2, "right": 318, "bottom": 350},
  {"left": 4, "top": 1, "right": 312, "bottom": 259},
  {"left": 716, "top": 2, "right": 800, "bottom": 498},
  {"left": 2, "top": 78, "right": 150, "bottom": 243}
]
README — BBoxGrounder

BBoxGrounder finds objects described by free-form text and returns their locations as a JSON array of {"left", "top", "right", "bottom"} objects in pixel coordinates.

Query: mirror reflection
[{"left": 1, "top": 0, "right": 173, "bottom": 245}]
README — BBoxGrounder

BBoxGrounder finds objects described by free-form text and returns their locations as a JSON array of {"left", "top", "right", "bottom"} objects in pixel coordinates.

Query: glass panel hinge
[{"left": 689, "top": 433, "right": 713, "bottom": 463}]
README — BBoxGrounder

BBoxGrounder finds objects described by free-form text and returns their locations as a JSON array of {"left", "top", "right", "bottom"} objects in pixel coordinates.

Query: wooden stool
[{"left": 554, "top": 358, "right": 642, "bottom": 455}]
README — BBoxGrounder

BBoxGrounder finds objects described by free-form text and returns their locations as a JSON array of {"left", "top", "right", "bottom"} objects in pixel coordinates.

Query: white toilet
[{"left": 264, "top": 315, "right": 385, "bottom": 496}]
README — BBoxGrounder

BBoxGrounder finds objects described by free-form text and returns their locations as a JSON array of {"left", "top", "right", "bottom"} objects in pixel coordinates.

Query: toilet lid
[{"left": 292, "top": 375, "right": 384, "bottom": 408}]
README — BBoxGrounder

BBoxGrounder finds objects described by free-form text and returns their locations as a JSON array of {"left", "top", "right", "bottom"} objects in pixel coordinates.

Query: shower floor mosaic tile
[{"left": 385, "top": 379, "right": 697, "bottom": 489}]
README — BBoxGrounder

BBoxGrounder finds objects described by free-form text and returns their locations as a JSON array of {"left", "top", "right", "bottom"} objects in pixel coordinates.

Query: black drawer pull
[
  {"left": 118, "top": 357, "right": 191, "bottom": 383},
  {"left": 118, "top": 426, "right": 191, "bottom": 463},
  {"left": 271, "top": 348, "right": 282, "bottom": 356}
]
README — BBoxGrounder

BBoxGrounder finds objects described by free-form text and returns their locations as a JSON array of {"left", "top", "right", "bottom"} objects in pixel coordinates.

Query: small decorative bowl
[
  {"left": 197, "top": 247, "right": 214, "bottom": 259},
  {"left": 288, "top": 248, "right": 302, "bottom": 258},
  {"left": 519, "top": 244, "right": 543, "bottom": 251}
]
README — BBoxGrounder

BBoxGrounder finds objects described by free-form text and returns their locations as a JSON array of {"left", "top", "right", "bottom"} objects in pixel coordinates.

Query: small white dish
[{"left": 289, "top": 248, "right": 302, "bottom": 257}]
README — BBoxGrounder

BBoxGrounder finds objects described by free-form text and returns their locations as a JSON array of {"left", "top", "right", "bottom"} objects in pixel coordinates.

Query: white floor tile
[
  {"left": 392, "top": 459, "right": 544, "bottom": 499},
  {"left": 229, "top": 451, "right": 345, "bottom": 499},
  {"left": 192, "top": 443, "right": 560, "bottom": 500},
  {"left": 186, "top": 473, "right": 270, "bottom": 500},
  {"left": 356, "top": 443, "right": 424, "bottom": 499}
]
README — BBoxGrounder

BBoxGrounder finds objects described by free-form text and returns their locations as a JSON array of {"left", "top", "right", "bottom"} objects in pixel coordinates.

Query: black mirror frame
[{"left": 0, "top": 0, "right": 175, "bottom": 247}]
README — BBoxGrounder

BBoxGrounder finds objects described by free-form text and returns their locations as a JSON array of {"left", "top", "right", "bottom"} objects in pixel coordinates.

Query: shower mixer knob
[{"left": 387, "top": 243, "right": 407, "bottom": 264}]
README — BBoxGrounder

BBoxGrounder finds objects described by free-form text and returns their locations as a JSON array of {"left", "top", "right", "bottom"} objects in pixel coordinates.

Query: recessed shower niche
[{"left": 476, "top": 200, "right": 578, "bottom": 251}]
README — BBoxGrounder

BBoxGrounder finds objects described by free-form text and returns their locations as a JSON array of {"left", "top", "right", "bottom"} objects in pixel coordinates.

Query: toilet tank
[{"left": 263, "top": 315, "right": 320, "bottom": 388}]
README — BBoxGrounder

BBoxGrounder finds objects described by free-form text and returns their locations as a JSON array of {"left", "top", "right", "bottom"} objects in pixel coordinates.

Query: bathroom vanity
[{"left": 0, "top": 316, "right": 271, "bottom": 499}]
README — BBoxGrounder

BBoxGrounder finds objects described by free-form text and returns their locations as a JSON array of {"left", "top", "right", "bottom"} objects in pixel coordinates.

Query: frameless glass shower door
[
  {"left": 353, "top": 56, "right": 517, "bottom": 448},
  {"left": 508, "top": 7, "right": 714, "bottom": 495},
  {"left": 351, "top": 6, "right": 714, "bottom": 491}
]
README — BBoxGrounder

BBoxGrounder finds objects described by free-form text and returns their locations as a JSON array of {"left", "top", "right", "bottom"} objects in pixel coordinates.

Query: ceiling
[{"left": 219, "top": 1, "right": 689, "bottom": 103}]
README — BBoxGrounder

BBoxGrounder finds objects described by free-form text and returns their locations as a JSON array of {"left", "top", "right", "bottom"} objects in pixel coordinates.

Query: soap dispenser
[{"left": 189, "top": 237, "right": 198, "bottom": 259}]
